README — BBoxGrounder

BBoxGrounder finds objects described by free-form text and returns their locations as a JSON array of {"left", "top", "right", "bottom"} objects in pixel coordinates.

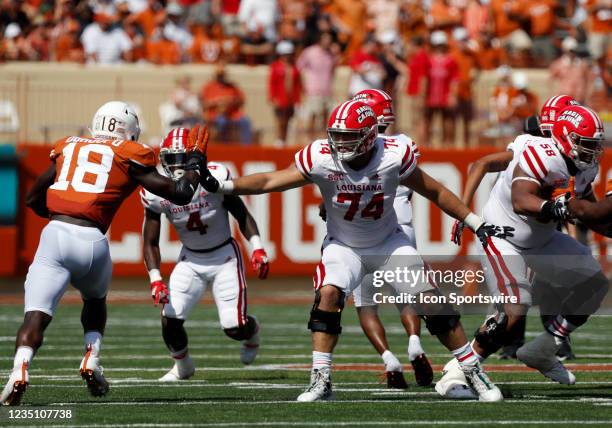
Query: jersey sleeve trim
[
  {"left": 521, "top": 147, "right": 547, "bottom": 181},
  {"left": 399, "top": 145, "right": 416, "bottom": 176},
  {"left": 295, "top": 144, "right": 314, "bottom": 177},
  {"left": 512, "top": 176, "right": 540, "bottom": 186}
]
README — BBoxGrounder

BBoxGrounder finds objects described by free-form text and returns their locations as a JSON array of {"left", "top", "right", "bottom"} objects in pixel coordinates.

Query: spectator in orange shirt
[
  {"left": 325, "top": 0, "right": 368, "bottom": 60},
  {"left": 474, "top": 32, "right": 509, "bottom": 70},
  {"left": 54, "top": 19, "right": 84, "bottom": 63},
  {"left": 128, "top": 0, "right": 165, "bottom": 37},
  {"left": 428, "top": 0, "right": 462, "bottom": 32},
  {"left": 526, "top": 0, "right": 558, "bottom": 66},
  {"left": 268, "top": 41, "right": 302, "bottom": 146},
  {"left": 486, "top": 65, "right": 518, "bottom": 141},
  {"left": 145, "top": 24, "right": 181, "bottom": 65},
  {"left": 124, "top": 21, "right": 147, "bottom": 62},
  {"left": 200, "top": 62, "right": 253, "bottom": 144},
  {"left": 509, "top": 72, "right": 539, "bottom": 128},
  {"left": 189, "top": 23, "right": 222, "bottom": 63},
  {"left": 398, "top": 0, "right": 427, "bottom": 41},
  {"left": 490, "top": 0, "right": 532, "bottom": 62},
  {"left": 585, "top": 0, "right": 611, "bottom": 69},
  {"left": 463, "top": 0, "right": 490, "bottom": 40},
  {"left": 451, "top": 27, "right": 478, "bottom": 146}
]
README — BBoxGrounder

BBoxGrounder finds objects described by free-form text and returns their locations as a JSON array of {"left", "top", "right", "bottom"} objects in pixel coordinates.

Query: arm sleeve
[
  {"left": 139, "top": 188, "right": 163, "bottom": 214},
  {"left": 294, "top": 142, "right": 316, "bottom": 180},
  {"left": 517, "top": 142, "right": 564, "bottom": 186},
  {"left": 398, "top": 137, "right": 418, "bottom": 180}
]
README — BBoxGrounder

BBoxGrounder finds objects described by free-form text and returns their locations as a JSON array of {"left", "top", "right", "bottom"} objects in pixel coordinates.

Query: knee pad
[
  {"left": 308, "top": 309, "right": 342, "bottom": 334},
  {"left": 223, "top": 316, "right": 257, "bottom": 341},
  {"left": 474, "top": 311, "right": 511, "bottom": 354}
]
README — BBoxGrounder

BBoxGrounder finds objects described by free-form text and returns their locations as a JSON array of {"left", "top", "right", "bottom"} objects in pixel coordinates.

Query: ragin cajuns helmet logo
[
  {"left": 356, "top": 106, "right": 376, "bottom": 123},
  {"left": 558, "top": 110, "right": 584, "bottom": 128}
]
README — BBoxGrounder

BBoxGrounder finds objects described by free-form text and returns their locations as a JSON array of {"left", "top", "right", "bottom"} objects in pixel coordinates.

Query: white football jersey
[
  {"left": 295, "top": 135, "right": 418, "bottom": 248},
  {"left": 392, "top": 134, "right": 420, "bottom": 225},
  {"left": 141, "top": 162, "right": 233, "bottom": 250},
  {"left": 483, "top": 134, "right": 598, "bottom": 248}
]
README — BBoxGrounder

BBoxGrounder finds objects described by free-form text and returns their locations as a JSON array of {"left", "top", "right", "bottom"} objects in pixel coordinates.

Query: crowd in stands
[{"left": 0, "top": 0, "right": 609, "bottom": 146}]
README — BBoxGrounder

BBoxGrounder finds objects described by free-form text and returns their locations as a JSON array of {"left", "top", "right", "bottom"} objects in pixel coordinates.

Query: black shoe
[
  {"left": 385, "top": 371, "right": 408, "bottom": 389},
  {"left": 411, "top": 354, "right": 433, "bottom": 386}
]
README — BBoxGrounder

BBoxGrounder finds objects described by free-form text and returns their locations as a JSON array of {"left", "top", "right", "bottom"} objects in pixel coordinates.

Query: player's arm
[
  {"left": 402, "top": 166, "right": 514, "bottom": 245},
  {"left": 131, "top": 125, "right": 210, "bottom": 205},
  {"left": 202, "top": 163, "right": 309, "bottom": 195},
  {"left": 462, "top": 151, "right": 513, "bottom": 205},
  {"left": 141, "top": 208, "right": 169, "bottom": 306},
  {"left": 224, "top": 195, "right": 270, "bottom": 279},
  {"left": 449, "top": 151, "right": 512, "bottom": 244},
  {"left": 568, "top": 197, "right": 612, "bottom": 237},
  {"left": 510, "top": 164, "right": 569, "bottom": 221},
  {"left": 130, "top": 165, "right": 200, "bottom": 205},
  {"left": 25, "top": 163, "right": 56, "bottom": 218}
]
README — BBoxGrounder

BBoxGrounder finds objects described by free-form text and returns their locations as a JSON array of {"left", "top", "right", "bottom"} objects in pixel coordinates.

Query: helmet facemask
[
  {"left": 160, "top": 148, "right": 187, "bottom": 180},
  {"left": 328, "top": 124, "right": 377, "bottom": 161},
  {"left": 566, "top": 130, "right": 604, "bottom": 170}
]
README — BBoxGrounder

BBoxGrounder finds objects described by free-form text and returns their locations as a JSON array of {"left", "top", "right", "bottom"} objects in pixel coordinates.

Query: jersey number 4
[
  {"left": 50, "top": 143, "right": 113, "bottom": 193},
  {"left": 337, "top": 192, "right": 384, "bottom": 221},
  {"left": 186, "top": 212, "right": 208, "bottom": 234}
]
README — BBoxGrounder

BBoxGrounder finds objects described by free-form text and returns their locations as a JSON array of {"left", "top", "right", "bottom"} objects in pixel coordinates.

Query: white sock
[
  {"left": 469, "top": 339, "right": 486, "bottom": 363},
  {"left": 451, "top": 342, "right": 479, "bottom": 368},
  {"left": 381, "top": 350, "right": 402, "bottom": 372},
  {"left": 407, "top": 335, "right": 425, "bottom": 361},
  {"left": 84, "top": 331, "right": 102, "bottom": 355},
  {"left": 312, "top": 351, "right": 332, "bottom": 370},
  {"left": 13, "top": 346, "right": 34, "bottom": 369}
]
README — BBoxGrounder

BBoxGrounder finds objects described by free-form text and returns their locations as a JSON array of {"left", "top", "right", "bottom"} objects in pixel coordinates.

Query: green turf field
[{"left": 1, "top": 301, "right": 611, "bottom": 427}]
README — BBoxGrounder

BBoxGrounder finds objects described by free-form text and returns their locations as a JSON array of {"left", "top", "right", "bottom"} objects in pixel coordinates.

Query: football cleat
[
  {"left": 385, "top": 371, "right": 408, "bottom": 389},
  {"left": 435, "top": 358, "right": 477, "bottom": 400},
  {"left": 79, "top": 346, "right": 109, "bottom": 397},
  {"left": 517, "top": 332, "right": 576, "bottom": 385},
  {"left": 240, "top": 317, "right": 260, "bottom": 365},
  {"left": 0, "top": 362, "right": 29, "bottom": 406},
  {"left": 297, "top": 368, "right": 334, "bottom": 402},
  {"left": 411, "top": 354, "right": 434, "bottom": 387},
  {"left": 159, "top": 355, "right": 195, "bottom": 382},
  {"left": 462, "top": 363, "right": 503, "bottom": 402},
  {"left": 556, "top": 338, "right": 576, "bottom": 361}
]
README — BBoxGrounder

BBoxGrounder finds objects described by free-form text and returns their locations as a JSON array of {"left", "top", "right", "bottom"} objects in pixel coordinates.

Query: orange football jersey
[{"left": 46, "top": 136, "right": 156, "bottom": 231}]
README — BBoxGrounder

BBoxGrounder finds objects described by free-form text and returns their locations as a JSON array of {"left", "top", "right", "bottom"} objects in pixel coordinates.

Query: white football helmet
[{"left": 91, "top": 101, "right": 141, "bottom": 141}]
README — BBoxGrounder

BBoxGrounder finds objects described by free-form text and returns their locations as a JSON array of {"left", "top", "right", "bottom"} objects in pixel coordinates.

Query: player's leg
[
  {"left": 211, "top": 240, "right": 260, "bottom": 365},
  {"left": 297, "top": 239, "right": 362, "bottom": 402},
  {"left": 381, "top": 231, "right": 501, "bottom": 401},
  {"left": 353, "top": 278, "right": 407, "bottom": 389},
  {"left": 158, "top": 256, "right": 205, "bottom": 381},
  {"left": 398, "top": 304, "right": 433, "bottom": 386},
  {"left": 69, "top": 228, "right": 113, "bottom": 397},
  {"left": 517, "top": 233, "right": 608, "bottom": 384},
  {"left": 2, "top": 222, "right": 75, "bottom": 405}
]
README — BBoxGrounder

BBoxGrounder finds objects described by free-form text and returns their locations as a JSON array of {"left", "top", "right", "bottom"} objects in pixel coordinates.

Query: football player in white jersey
[
  {"left": 200, "top": 100, "right": 514, "bottom": 402},
  {"left": 347, "top": 89, "right": 432, "bottom": 388},
  {"left": 140, "top": 128, "right": 269, "bottom": 381},
  {"left": 438, "top": 103, "right": 608, "bottom": 395}
]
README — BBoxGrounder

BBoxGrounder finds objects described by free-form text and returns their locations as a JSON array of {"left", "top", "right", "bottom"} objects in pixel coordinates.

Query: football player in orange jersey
[{"left": 1, "top": 101, "right": 209, "bottom": 406}]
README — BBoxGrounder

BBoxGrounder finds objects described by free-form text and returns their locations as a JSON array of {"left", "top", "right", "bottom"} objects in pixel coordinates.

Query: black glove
[
  {"left": 540, "top": 192, "right": 572, "bottom": 222},
  {"left": 475, "top": 223, "right": 514, "bottom": 247},
  {"left": 184, "top": 152, "right": 205, "bottom": 174}
]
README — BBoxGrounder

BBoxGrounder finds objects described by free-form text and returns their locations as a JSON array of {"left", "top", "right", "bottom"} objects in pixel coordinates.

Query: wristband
[
  {"left": 464, "top": 212, "right": 484, "bottom": 232},
  {"left": 148, "top": 269, "right": 162, "bottom": 283},
  {"left": 249, "top": 235, "right": 264, "bottom": 251},
  {"left": 218, "top": 180, "right": 235, "bottom": 194}
]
